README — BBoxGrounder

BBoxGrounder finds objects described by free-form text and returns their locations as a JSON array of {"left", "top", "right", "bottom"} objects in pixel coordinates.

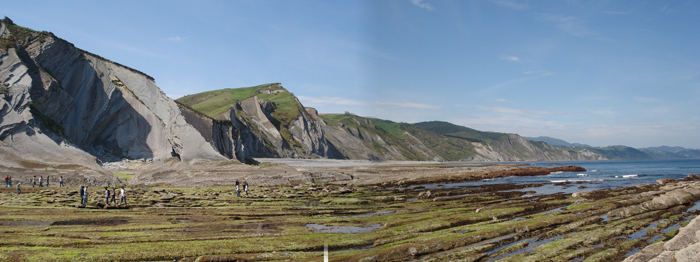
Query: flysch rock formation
[
  {"left": 178, "top": 84, "right": 343, "bottom": 163},
  {"left": 623, "top": 181, "right": 700, "bottom": 262},
  {"left": 465, "top": 134, "right": 607, "bottom": 162},
  {"left": 0, "top": 18, "right": 225, "bottom": 177},
  {"left": 321, "top": 115, "right": 439, "bottom": 161}
]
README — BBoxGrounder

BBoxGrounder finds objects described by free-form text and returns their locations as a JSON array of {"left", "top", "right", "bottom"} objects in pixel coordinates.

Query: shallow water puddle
[
  {"left": 686, "top": 199, "right": 700, "bottom": 212},
  {"left": 627, "top": 222, "right": 659, "bottom": 240},
  {"left": 0, "top": 220, "right": 53, "bottom": 226},
  {"left": 485, "top": 236, "right": 537, "bottom": 258},
  {"left": 306, "top": 223, "right": 382, "bottom": 233}
]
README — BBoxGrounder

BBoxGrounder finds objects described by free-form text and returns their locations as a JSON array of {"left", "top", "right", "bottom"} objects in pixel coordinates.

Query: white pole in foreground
[{"left": 324, "top": 243, "right": 328, "bottom": 262}]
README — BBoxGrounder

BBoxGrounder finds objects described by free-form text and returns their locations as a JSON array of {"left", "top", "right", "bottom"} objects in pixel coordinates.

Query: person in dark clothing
[
  {"left": 59, "top": 176, "right": 63, "bottom": 187},
  {"left": 16, "top": 183, "right": 21, "bottom": 194},
  {"left": 46, "top": 176, "right": 50, "bottom": 187},
  {"left": 105, "top": 187, "right": 110, "bottom": 205},
  {"left": 110, "top": 188, "right": 117, "bottom": 205},
  {"left": 235, "top": 179, "right": 241, "bottom": 198},
  {"left": 79, "top": 186, "right": 85, "bottom": 205},
  {"left": 32, "top": 176, "right": 36, "bottom": 187},
  {"left": 4, "top": 175, "right": 8, "bottom": 188}
]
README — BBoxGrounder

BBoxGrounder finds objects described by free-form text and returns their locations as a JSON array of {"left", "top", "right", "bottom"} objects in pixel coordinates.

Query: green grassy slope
[
  {"left": 589, "top": 146, "right": 652, "bottom": 160},
  {"left": 320, "top": 113, "right": 427, "bottom": 160},
  {"left": 177, "top": 83, "right": 306, "bottom": 152},
  {"left": 413, "top": 121, "right": 507, "bottom": 143},
  {"left": 177, "top": 84, "right": 285, "bottom": 118},
  {"left": 320, "top": 114, "right": 478, "bottom": 161}
]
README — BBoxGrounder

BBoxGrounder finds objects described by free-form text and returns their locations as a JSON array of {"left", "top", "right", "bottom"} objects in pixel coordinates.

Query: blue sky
[{"left": 3, "top": 0, "right": 700, "bottom": 148}]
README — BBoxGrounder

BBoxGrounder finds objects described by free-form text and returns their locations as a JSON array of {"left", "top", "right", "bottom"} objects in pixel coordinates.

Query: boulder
[
  {"left": 159, "top": 194, "right": 176, "bottom": 201},
  {"left": 417, "top": 190, "right": 432, "bottom": 200},
  {"left": 657, "top": 178, "right": 675, "bottom": 186}
]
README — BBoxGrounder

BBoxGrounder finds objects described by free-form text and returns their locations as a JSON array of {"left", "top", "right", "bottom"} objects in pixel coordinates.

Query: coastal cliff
[
  {"left": 0, "top": 18, "right": 224, "bottom": 168},
  {"left": 177, "top": 84, "right": 342, "bottom": 162},
  {"left": 178, "top": 85, "right": 607, "bottom": 162}
]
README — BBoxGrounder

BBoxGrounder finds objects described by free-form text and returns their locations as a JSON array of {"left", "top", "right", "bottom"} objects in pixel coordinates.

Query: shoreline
[{"left": 1, "top": 163, "right": 699, "bottom": 261}]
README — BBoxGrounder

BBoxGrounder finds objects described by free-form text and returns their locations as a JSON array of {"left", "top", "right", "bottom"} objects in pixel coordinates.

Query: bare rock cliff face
[
  {"left": 465, "top": 134, "right": 607, "bottom": 162},
  {"left": 179, "top": 91, "right": 343, "bottom": 162},
  {"left": 0, "top": 19, "right": 224, "bottom": 166},
  {"left": 321, "top": 117, "right": 430, "bottom": 161}
]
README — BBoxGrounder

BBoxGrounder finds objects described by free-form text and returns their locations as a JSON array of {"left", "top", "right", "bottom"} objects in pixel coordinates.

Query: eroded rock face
[
  {"left": 465, "top": 134, "right": 607, "bottom": 162},
  {"left": 0, "top": 19, "right": 224, "bottom": 165}
]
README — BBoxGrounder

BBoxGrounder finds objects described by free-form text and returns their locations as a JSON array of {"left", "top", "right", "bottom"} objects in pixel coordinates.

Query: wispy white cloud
[
  {"left": 166, "top": 36, "right": 187, "bottom": 42},
  {"left": 481, "top": 76, "right": 538, "bottom": 93},
  {"left": 539, "top": 14, "right": 600, "bottom": 39},
  {"left": 491, "top": 0, "right": 528, "bottom": 10},
  {"left": 501, "top": 55, "right": 520, "bottom": 62},
  {"left": 298, "top": 96, "right": 440, "bottom": 109},
  {"left": 494, "top": 98, "right": 510, "bottom": 102},
  {"left": 409, "top": 0, "right": 435, "bottom": 11}
]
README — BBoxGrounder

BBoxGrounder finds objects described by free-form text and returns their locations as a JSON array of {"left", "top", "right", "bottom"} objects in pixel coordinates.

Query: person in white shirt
[{"left": 119, "top": 187, "right": 127, "bottom": 206}]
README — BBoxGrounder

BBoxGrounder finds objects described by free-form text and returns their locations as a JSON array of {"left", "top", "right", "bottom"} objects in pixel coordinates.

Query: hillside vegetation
[
  {"left": 414, "top": 121, "right": 507, "bottom": 143},
  {"left": 177, "top": 83, "right": 294, "bottom": 119}
]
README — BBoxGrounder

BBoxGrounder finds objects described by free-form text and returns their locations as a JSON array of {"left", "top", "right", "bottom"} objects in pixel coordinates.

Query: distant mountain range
[{"left": 526, "top": 136, "right": 700, "bottom": 160}]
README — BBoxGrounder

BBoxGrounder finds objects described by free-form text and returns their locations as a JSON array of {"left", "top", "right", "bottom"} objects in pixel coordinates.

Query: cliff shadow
[{"left": 23, "top": 47, "right": 154, "bottom": 162}]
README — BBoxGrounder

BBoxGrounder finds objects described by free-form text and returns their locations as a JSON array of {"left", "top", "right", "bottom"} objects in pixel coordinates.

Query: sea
[{"left": 424, "top": 159, "right": 700, "bottom": 196}]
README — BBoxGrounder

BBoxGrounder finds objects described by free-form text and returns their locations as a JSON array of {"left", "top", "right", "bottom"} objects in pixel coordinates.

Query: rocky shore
[{"left": 0, "top": 163, "right": 698, "bottom": 261}]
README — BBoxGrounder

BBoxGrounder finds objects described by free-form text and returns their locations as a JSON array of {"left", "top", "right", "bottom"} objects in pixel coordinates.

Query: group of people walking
[
  {"left": 79, "top": 185, "right": 127, "bottom": 207},
  {"left": 4, "top": 175, "right": 65, "bottom": 189},
  {"left": 6, "top": 175, "right": 65, "bottom": 194},
  {"left": 235, "top": 178, "right": 248, "bottom": 198}
]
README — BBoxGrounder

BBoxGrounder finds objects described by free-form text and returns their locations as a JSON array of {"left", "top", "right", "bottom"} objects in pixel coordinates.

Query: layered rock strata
[{"left": 0, "top": 18, "right": 225, "bottom": 168}]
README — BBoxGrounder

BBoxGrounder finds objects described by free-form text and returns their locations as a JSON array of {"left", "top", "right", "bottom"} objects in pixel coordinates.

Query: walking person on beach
[
  {"left": 46, "top": 176, "right": 50, "bottom": 187},
  {"left": 59, "top": 176, "right": 63, "bottom": 187},
  {"left": 83, "top": 186, "right": 89, "bottom": 205},
  {"left": 8, "top": 175, "right": 11, "bottom": 187},
  {"left": 79, "top": 186, "right": 85, "bottom": 205},
  {"left": 110, "top": 187, "right": 117, "bottom": 205},
  {"left": 38, "top": 176, "right": 43, "bottom": 187},
  {"left": 4, "top": 175, "right": 8, "bottom": 188},
  {"left": 118, "top": 187, "right": 127, "bottom": 207},
  {"left": 242, "top": 178, "right": 249, "bottom": 197},
  {"left": 104, "top": 187, "right": 110, "bottom": 205},
  {"left": 235, "top": 179, "right": 241, "bottom": 198},
  {"left": 16, "top": 182, "right": 21, "bottom": 194},
  {"left": 32, "top": 176, "right": 36, "bottom": 187}
]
